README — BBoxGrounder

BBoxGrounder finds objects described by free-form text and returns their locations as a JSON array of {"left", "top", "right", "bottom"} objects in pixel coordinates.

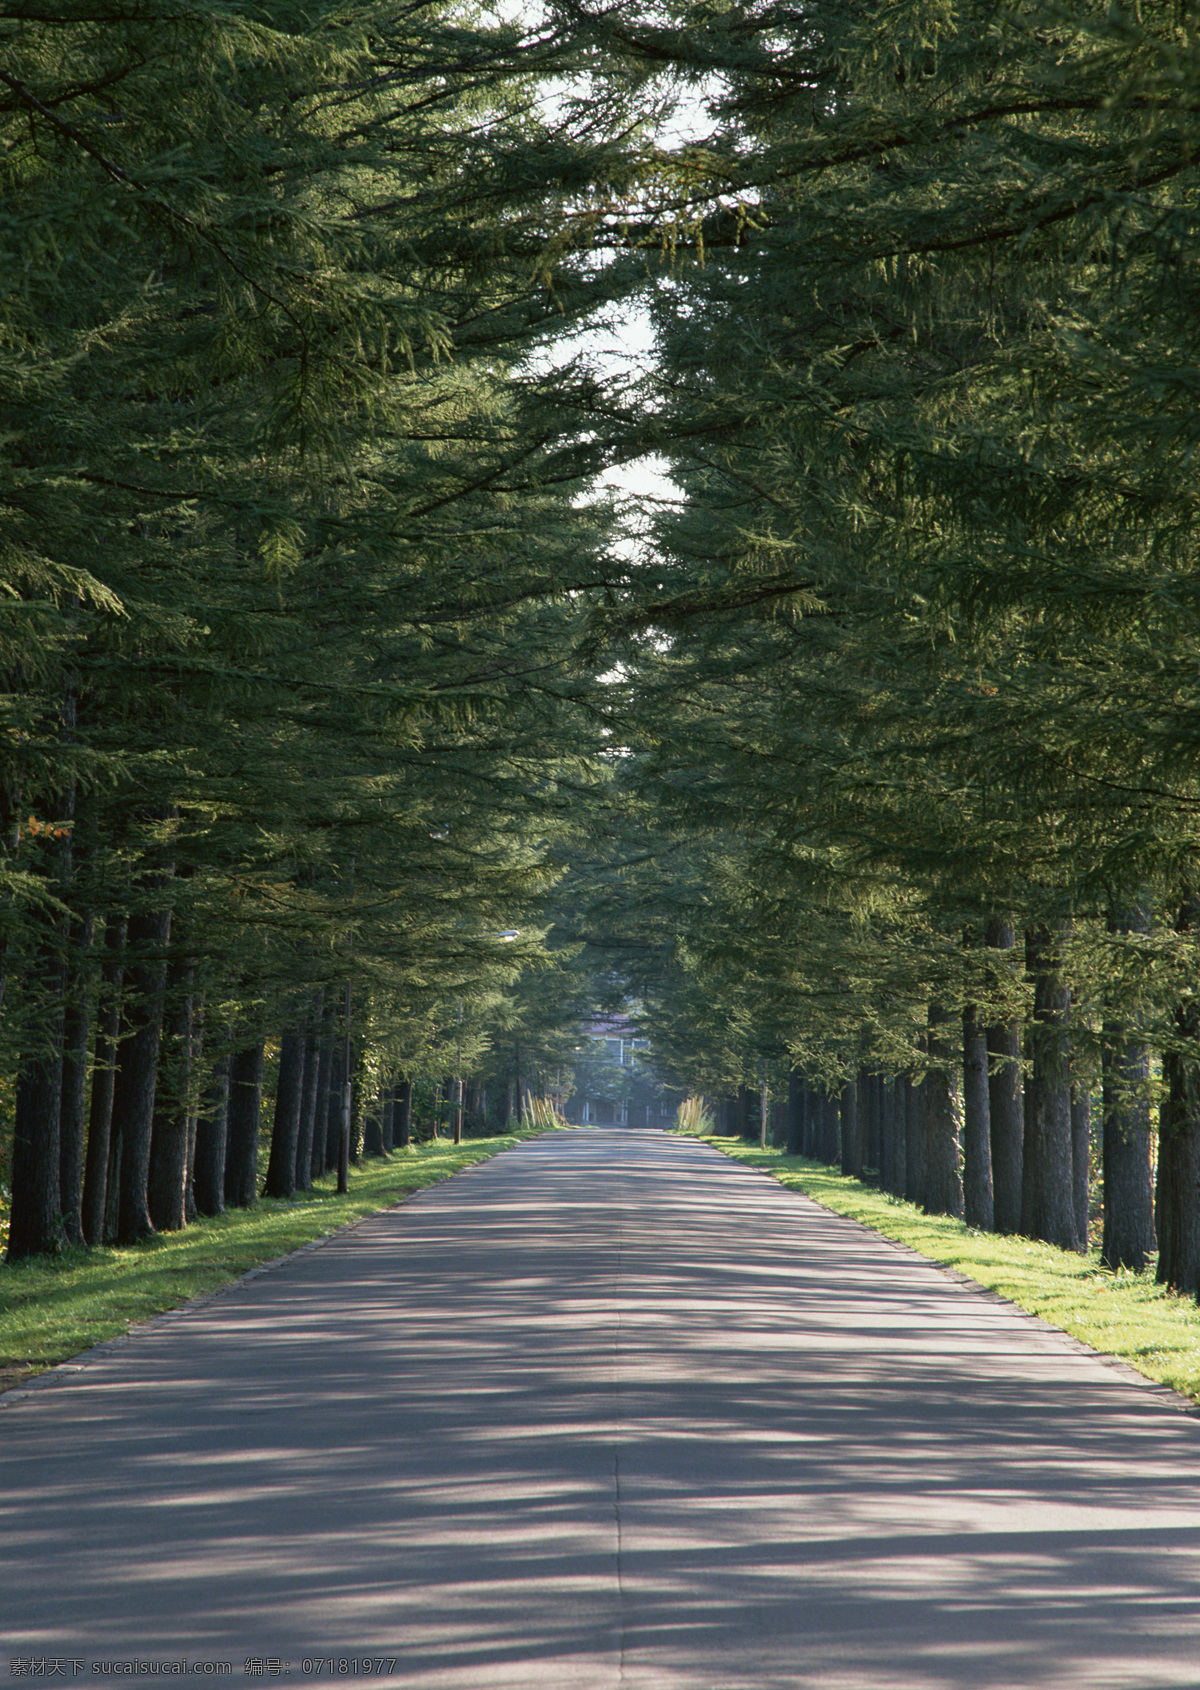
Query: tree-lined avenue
[{"left": 3, "top": 1129, "right": 1199, "bottom": 1686}]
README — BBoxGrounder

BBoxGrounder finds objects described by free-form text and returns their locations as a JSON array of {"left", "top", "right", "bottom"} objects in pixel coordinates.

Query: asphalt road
[{"left": 3, "top": 1128, "right": 1199, "bottom": 1689}]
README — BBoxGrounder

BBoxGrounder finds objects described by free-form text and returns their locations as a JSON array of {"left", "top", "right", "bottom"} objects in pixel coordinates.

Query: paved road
[{"left": 3, "top": 1129, "right": 1199, "bottom": 1689}]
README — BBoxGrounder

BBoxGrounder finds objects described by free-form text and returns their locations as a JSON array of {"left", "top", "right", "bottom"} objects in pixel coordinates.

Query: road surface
[{"left": 2, "top": 1128, "right": 1199, "bottom": 1688}]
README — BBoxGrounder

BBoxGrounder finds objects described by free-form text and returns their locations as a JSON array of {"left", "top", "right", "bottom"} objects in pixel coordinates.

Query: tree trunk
[
  {"left": 265, "top": 1027, "right": 306, "bottom": 1199},
  {"left": 840, "top": 1079, "right": 860, "bottom": 1177},
  {"left": 224, "top": 1040, "right": 264, "bottom": 1209},
  {"left": 193, "top": 1054, "right": 230, "bottom": 1216},
  {"left": 396, "top": 1078, "right": 413, "bottom": 1148},
  {"left": 294, "top": 1001, "right": 323, "bottom": 1192},
  {"left": 1101, "top": 1033, "right": 1155, "bottom": 1272},
  {"left": 324, "top": 1045, "right": 344, "bottom": 1170},
  {"left": 147, "top": 958, "right": 195, "bottom": 1233},
  {"left": 59, "top": 910, "right": 96, "bottom": 1246},
  {"left": 866, "top": 1074, "right": 883, "bottom": 1174},
  {"left": 906, "top": 1067, "right": 928, "bottom": 1207},
  {"left": 7, "top": 933, "right": 67, "bottom": 1261},
  {"left": 1157, "top": 1044, "right": 1200, "bottom": 1295},
  {"left": 113, "top": 901, "right": 172, "bottom": 1246},
  {"left": 899, "top": 1074, "right": 919, "bottom": 1196},
  {"left": 786, "top": 1069, "right": 804, "bottom": 1156},
  {"left": 364, "top": 1086, "right": 386, "bottom": 1157},
  {"left": 1022, "top": 926, "right": 1078, "bottom": 1251},
  {"left": 81, "top": 914, "right": 126, "bottom": 1248},
  {"left": 1071, "top": 1078, "right": 1091, "bottom": 1254},
  {"left": 1158, "top": 899, "right": 1200, "bottom": 1295},
  {"left": 985, "top": 916, "right": 1024, "bottom": 1235},
  {"left": 311, "top": 1041, "right": 333, "bottom": 1181},
  {"left": 184, "top": 998, "right": 204, "bottom": 1223},
  {"left": 921, "top": 1010, "right": 963, "bottom": 1219},
  {"left": 962, "top": 1004, "right": 994, "bottom": 1230},
  {"left": 381, "top": 1085, "right": 395, "bottom": 1154}
]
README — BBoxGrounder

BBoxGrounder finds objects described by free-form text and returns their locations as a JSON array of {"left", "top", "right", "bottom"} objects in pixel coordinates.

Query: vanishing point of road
[{"left": 2, "top": 1128, "right": 1198, "bottom": 1689}]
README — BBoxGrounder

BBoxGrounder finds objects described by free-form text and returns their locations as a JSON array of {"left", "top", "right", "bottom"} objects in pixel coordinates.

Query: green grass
[
  {"left": 692, "top": 1134, "right": 1200, "bottom": 1405},
  {"left": 0, "top": 1130, "right": 551, "bottom": 1388}
]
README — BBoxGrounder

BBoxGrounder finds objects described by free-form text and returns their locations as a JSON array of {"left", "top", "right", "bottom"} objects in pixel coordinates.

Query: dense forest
[{"left": 4, "top": 0, "right": 1200, "bottom": 1296}]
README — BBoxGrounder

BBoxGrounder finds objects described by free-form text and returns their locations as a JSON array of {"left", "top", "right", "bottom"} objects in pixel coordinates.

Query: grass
[
  {"left": 0, "top": 1129, "right": 552, "bottom": 1390},
  {"left": 690, "top": 1133, "right": 1200, "bottom": 1406}
]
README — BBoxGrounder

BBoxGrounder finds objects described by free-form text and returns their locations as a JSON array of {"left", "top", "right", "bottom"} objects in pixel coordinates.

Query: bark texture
[
  {"left": 840, "top": 1079, "right": 860, "bottom": 1177},
  {"left": 58, "top": 910, "right": 95, "bottom": 1246},
  {"left": 81, "top": 914, "right": 126, "bottom": 1247},
  {"left": 265, "top": 1028, "right": 306, "bottom": 1199},
  {"left": 786, "top": 1069, "right": 804, "bottom": 1156},
  {"left": 113, "top": 901, "right": 172, "bottom": 1245},
  {"left": 224, "top": 1040, "right": 264, "bottom": 1209},
  {"left": 1022, "top": 926, "right": 1078, "bottom": 1251},
  {"left": 193, "top": 1054, "right": 230, "bottom": 1216},
  {"left": 396, "top": 1078, "right": 413, "bottom": 1149},
  {"left": 985, "top": 917, "right": 1024, "bottom": 1235},
  {"left": 1101, "top": 1035, "right": 1155, "bottom": 1272},
  {"left": 1070, "top": 1080, "right": 1091, "bottom": 1254},
  {"left": 920, "top": 1015, "right": 964, "bottom": 1220},
  {"left": 146, "top": 959, "right": 194, "bottom": 1233},
  {"left": 962, "top": 1005, "right": 994, "bottom": 1231}
]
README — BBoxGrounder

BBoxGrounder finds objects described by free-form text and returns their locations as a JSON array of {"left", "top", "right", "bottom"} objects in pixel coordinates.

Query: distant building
[{"left": 566, "top": 1016, "right": 678, "bottom": 1128}]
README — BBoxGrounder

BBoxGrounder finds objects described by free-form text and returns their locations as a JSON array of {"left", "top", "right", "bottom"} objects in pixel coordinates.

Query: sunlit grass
[
  {"left": 0, "top": 1130, "right": 552, "bottom": 1387},
  {"left": 699, "top": 1135, "right": 1200, "bottom": 1405}
]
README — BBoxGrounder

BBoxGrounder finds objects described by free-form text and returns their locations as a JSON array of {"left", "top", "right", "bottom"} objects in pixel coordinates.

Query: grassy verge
[
  {"left": 692, "top": 1134, "right": 1200, "bottom": 1405},
  {"left": 0, "top": 1129, "right": 551, "bottom": 1389}
]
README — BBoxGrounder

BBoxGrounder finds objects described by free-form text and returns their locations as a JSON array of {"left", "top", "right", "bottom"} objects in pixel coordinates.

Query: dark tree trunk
[
  {"left": 7, "top": 937, "right": 67, "bottom": 1261},
  {"left": 906, "top": 1068, "right": 928, "bottom": 1208},
  {"left": 1157, "top": 1045, "right": 1200, "bottom": 1295},
  {"left": 193, "top": 1054, "right": 230, "bottom": 1217},
  {"left": 1022, "top": 926, "right": 1078, "bottom": 1251},
  {"left": 363, "top": 1088, "right": 386, "bottom": 1158},
  {"left": 59, "top": 910, "right": 96, "bottom": 1246},
  {"left": 840, "top": 1079, "right": 860, "bottom": 1177},
  {"left": 872, "top": 1073, "right": 884, "bottom": 1169},
  {"left": 113, "top": 901, "right": 173, "bottom": 1245},
  {"left": 805, "top": 1090, "right": 819, "bottom": 1159},
  {"left": 985, "top": 916, "right": 1024, "bottom": 1234},
  {"left": 184, "top": 998, "right": 203, "bottom": 1223},
  {"left": 381, "top": 1086, "right": 396, "bottom": 1154},
  {"left": 1158, "top": 898, "right": 1200, "bottom": 1295},
  {"left": 396, "top": 1078, "right": 413, "bottom": 1149},
  {"left": 816, "top": 1090, "right": 835, "bottom": 1164},
  {"left": 786, "top": 1068, "right": 804, "bottom": 1156},
  {"left": 325, "top": 1045, "right": 344, "bottom": 1170},
  {"left": 224, "top": 1040, "right": 264, "bottom": 1209},
  {"left": 1071, "top": 1078, "right": 1091, "bottom": 1254},
  {"left": 265, "top": 1027, "right": 306, "bottom": 1199},
  {"left": 1101, "top": 1033, "right": 1155, "bottom": 1272},
  {"left": 81, "top": 914, "right": 126, "bottom": 1248},
  {"left": 899, "top": 1074, "right": 919, "bottom": 1196},
  {"left": 921, "top": 1011, "right": 963, "bottom": 1218},
  {"left": 853, "top": 1072, "right": 870, "bottom": 1176},
  {"left": 294, "top": 1004, "right": 323, "bottom": 1192},
  {"left": 878, "top": 1078, "right": 895, "bottom": 1193},
  {"left": 311, "top": 1041, "right": 333, "bottom": 1181},
  {"left": 962, "top": 1004, "right": 994, "bottom": 1230},
  {"left": 147, "top": 958, "right": 194, "bottom": 1233}
]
